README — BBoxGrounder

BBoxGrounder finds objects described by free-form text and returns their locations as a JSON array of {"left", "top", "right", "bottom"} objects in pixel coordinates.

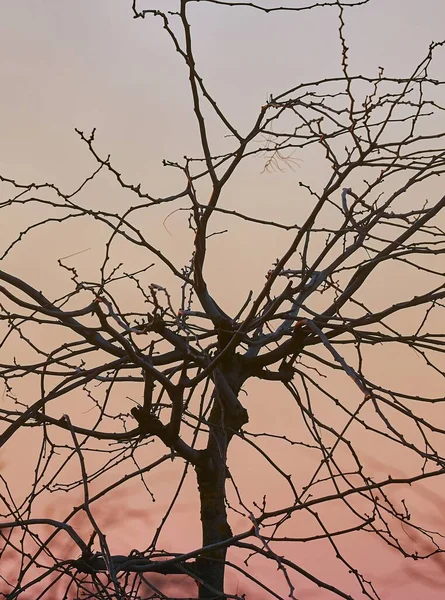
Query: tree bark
[
  {"left": 193, "top": 355, "right": 249, "bottom": 599},
  {"left": 195, "top": 401, "right": 231, "bottom": 599}
]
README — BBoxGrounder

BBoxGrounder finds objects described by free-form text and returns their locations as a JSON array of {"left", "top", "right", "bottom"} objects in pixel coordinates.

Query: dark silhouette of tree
[{"left": 1, "top": 1, "right": 445, "bottom": 598}]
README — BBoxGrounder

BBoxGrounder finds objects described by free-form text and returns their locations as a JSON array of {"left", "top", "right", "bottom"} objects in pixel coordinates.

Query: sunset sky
[{"left": 1, "top": 1, "right": 445, "bottom": 598}]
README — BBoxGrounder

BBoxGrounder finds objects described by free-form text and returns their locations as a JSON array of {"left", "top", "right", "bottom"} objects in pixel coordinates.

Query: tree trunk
[
  {"left": 195, "top": 403, "right": 231, "bottom": 599},
  {"left": 194, "top": 360, "right": 248, "bottom": 598}
]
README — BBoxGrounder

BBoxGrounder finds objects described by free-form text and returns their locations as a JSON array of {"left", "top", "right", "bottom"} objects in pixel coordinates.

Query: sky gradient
[{"left": 1, "top": 1, "right": 445, "bottom": 598}]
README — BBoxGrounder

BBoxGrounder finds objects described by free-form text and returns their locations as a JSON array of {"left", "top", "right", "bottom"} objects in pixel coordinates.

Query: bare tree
[{"left": 1, "top": 1, "right": 445, "bottom": 598}]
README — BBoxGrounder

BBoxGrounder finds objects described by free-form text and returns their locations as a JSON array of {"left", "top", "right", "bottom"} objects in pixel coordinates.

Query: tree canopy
[{"left": 1, "top": 1, "right": 445, "bottom": 599}]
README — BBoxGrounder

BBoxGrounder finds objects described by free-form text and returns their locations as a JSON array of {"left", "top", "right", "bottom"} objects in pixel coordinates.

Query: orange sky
[{"left": 1, "top": 1, "right": 445, "bottom": 598}]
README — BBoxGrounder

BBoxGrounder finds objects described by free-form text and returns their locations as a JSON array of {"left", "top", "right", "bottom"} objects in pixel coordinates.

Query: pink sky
[{"left": 1, "top": 1, "right": 445, "bottom": 598}]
